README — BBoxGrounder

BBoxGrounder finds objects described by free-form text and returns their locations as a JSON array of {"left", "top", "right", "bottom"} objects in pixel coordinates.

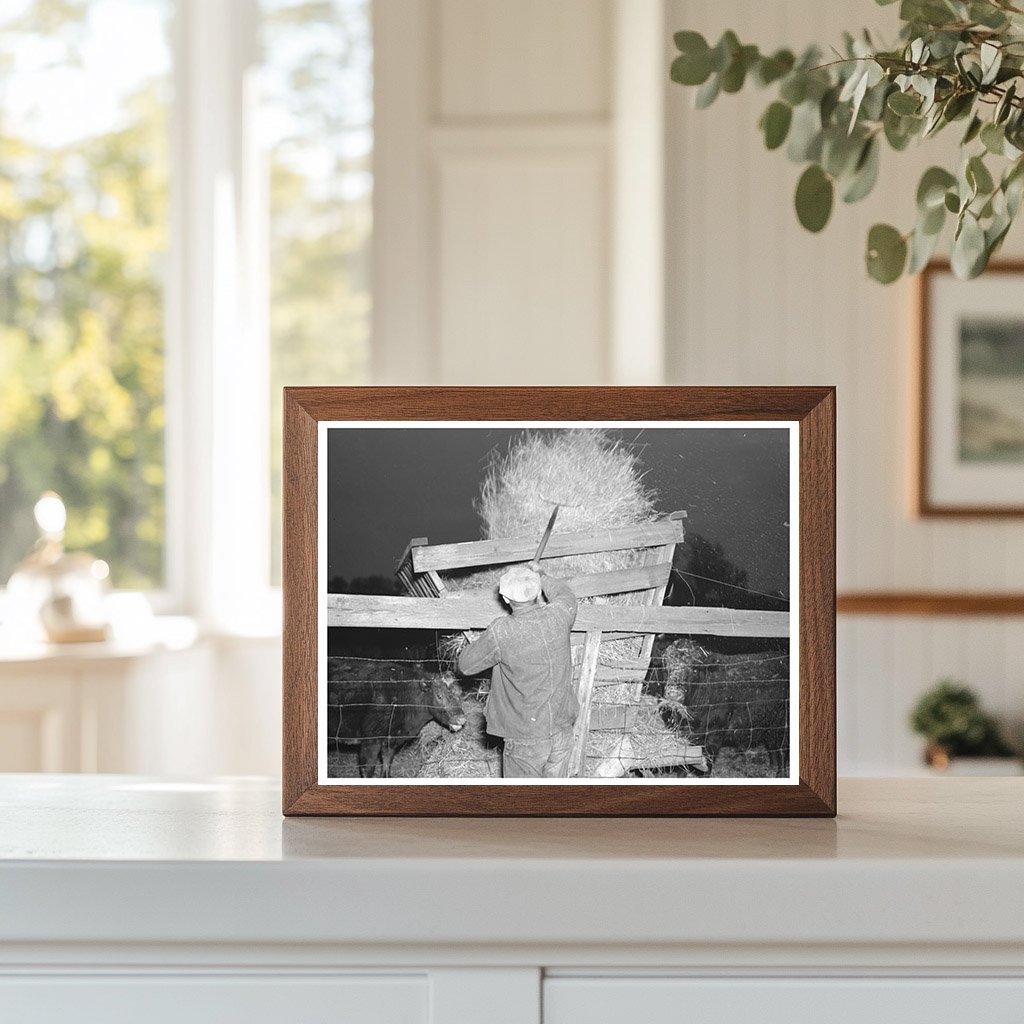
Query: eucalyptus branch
[{"left": 670, "top": 0, "right": 1024, "bottom": 283}]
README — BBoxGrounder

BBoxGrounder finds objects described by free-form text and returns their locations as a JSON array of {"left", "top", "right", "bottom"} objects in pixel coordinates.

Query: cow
[
  {"left": 327, "top": 658, "right": 467, "bottom": 778},
  {"left": 652, "top": 640, "right": 790, "bottom": 778}
]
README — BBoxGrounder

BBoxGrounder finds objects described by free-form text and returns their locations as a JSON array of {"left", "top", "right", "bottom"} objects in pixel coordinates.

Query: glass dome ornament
[{"left": 5, "top": 492, "right": 111, "bottom": 644}]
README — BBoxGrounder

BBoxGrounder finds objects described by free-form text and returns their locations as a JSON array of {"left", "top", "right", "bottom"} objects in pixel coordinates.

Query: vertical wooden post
[{"left": 569, "top": 629, "right": 602, "bottom": 777}]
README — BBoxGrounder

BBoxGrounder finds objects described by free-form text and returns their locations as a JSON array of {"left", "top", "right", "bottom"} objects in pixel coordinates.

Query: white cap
[{"left": 499, "top": 565, "right": 541, "bottom": 603}]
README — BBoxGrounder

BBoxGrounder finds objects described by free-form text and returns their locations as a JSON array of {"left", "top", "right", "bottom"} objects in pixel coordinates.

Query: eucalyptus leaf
[
  {"left": 951, "top": 212, "right": 986, "bottom": 278},
  {"left": 888, "top": 90, "right": 921, "bottom": 115},
  {"left": 917, "top": 166, "right": 957, "bottom": 210},
  {"left": 884, "top": 106, "right": 922, "bottom": 150},
  {"left": 996, "top": 82, "right": 1017, "bottom": 124},
  {"left": 721, "top": 44, "right": 759, "bottom": 92},
  {"left": 1006, "top": 172, "right": 1024, "bottom": 218},
  {"left": 920, "top": 199, "right": 946, "bottom": 235},
  {"left": 822, "top": 128, "right": 863, "bottom": 178},
  {"left": 980, "top": 42, "right": 1002, "bottom": 86},
  {"left": 967, "top": 154, "right": 995, "bottom": 195},
  {"left": 760, "top": 101, "right": 793, "bottom": 150},
  {"left": 694, "top": 73, "right": 721, "bottom": 109},
  {"left": 671, "top": 36, "right": 712, "bottom": 87},
  {"left": 970, "top": 2, "right": 1009, "bottom": 29},
  {"left": 908, "top": 221, "right": 942, "bottom": 273},
  {"left": 861, "top": 79, "right": 892, "bottom": 122},
  {"left": 710, "top": 31, "right": 740, "bottom": 73},
  {"left": 779, "top": 73, "right": 807, "bottom": 106},
  {"left": 981, "top": 121, "right": 1005, "bottom": 155},
  {"left": 795, "top": 164, "right": 834, "bottom": 232},
  {"left": 787, "top": 101, "right": 823, "bottom": 162},
  {"left": 842, "top": 137, "right": 881, "bottom": 203},
  {"left": 754, "top": 49, "right": 795, "bottom": 87},
  {"left": 962, "top": 115, "right": 983, "bottom": 145},
  {"left": 942, "top": 91, "right": 974, "bottom": 122},
  {"left": 866, "top": 223, "right": 908, "bottom": 283}
]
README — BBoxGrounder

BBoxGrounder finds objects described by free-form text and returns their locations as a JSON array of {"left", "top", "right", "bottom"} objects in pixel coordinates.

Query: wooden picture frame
[
  {"left": 917, "top": 260, "right": 1024, "bottom": 517},
  {"left": 283, "top": 387, "right": 836, "bottom": 817}
]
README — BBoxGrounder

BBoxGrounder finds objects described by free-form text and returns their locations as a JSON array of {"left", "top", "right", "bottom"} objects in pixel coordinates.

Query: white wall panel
[
  {"left": 438, "top": 0, "right": 610, "bottom": 120},
  {"left": 665, "top": 0, "right": 1024, "bottom": 774},
  {"left": 437, "top": 151, "right": 607, "bottom": 384}
]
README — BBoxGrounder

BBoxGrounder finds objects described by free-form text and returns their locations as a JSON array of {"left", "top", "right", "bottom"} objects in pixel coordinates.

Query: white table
[{"left": 1, "top": 776, "right": 1022, "bottom": 1023}]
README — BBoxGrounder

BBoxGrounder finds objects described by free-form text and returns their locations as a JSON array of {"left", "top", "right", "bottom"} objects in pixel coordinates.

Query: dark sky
[{"left": 327, "top": 427, "right": 791, "bottom": 595}]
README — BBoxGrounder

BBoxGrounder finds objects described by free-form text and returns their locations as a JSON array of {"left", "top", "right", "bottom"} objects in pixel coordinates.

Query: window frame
[{"left": 165, "top": 0, "right": 279, "bottom": 633}]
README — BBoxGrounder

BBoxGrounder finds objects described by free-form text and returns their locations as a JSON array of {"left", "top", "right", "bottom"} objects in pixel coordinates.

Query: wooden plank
[
  {"left": 326, "top": 594, "right": 789, "bottom": 637},
  {"left": 569, "top": 629, "right": 602, "bottom": 777},
  {"left": 593, "top": 671, "right": 649, "bottom": 685},
  {"left": 593, "top": 667, "right": 649, "bottom": 682},
  {"left": 564, "top": 563, "right": 671, "bottom": 598},
  {"left": 438, "top": 564, "right": 670, "bottom": 604},
  {"left": 639, "top": 542, "right": 677, "bottom": 663},
  {"left": 570, "top": 631, "right": 642, "bottom": 644},
  {"left": 411, "top": 519, "right": 686, "bottom": 573},
  {"left": 588, "top": 703, "right": 640, "bottom": 731}
]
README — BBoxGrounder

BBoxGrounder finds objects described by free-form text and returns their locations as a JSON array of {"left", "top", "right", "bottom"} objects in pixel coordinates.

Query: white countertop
[{"left": 1, "top": 775, "right": 1022, "bottom": 952}]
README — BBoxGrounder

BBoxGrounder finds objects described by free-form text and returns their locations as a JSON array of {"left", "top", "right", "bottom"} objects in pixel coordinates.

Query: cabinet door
[
  {"left": 545, "top": 977, "right": 1024, "bottom": 1023},
  {"left": 0, "top": 974, "right": 427, "bottom": 1024}
]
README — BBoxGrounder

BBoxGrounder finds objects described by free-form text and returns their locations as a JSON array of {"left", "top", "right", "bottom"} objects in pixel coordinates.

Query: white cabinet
[
  {"left": 0, "top": 975, "right": 428, "bottom": 1024},
  {"left": 0, "top": 640, "right": 212, "bottom": 773},
  {"left": 0, "top": 629, "right": 281, "bottom": 776},
  {"left": 544, "top": 977, "right": 1024, "bottom": 1023},
  {"left": 1, "top": 777, "right": 1022, "bottom": 1024}
]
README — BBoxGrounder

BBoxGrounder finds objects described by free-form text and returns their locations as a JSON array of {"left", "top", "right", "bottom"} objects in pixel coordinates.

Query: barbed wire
[{"left": 669, "top": 567, "right": 790, "bottom": 605}]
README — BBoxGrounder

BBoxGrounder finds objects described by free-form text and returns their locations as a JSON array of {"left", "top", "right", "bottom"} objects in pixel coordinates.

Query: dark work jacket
[{"left": 457, "top": 575, "right": 579, "bottom": 739}]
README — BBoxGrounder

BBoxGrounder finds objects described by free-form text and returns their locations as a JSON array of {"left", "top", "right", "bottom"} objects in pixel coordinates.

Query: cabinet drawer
[
  {"left": 545, "top": 977, "right": 1024, "bottom": 1023},
  {"left": 0, "top": 974, "right": 427, "bottom": 1024}
]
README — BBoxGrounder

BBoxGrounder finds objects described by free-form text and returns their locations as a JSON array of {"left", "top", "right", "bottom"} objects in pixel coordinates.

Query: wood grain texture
[
  {"left": 282, "top": 391, "right": 318, "bottom": 813},
  {"left": 916, "top": 260, "right": 1024, "bottom": 518},
  {"left": 838, "top": 592, "right": 1024, "bottom": 615},
  {"left": 282, "top": 386, "right": 836, "bottom": 817}
]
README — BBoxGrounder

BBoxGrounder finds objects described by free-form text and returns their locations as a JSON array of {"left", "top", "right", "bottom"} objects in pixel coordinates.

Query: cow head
[{"left": 420, "top": 672, "right": 467, "bottom": 732}]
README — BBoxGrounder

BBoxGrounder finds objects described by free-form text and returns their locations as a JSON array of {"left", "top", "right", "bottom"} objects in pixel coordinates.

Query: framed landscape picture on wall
[
  {"left": 918, "top": 262, "right": 1024, "bottom": 516},
  {"left": 282, "top": 387, "right": 836, "bottom": 817}
]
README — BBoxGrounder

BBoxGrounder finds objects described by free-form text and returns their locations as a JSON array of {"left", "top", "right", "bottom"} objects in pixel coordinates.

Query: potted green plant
[
  {"left": 670, "top": 0, "right": 1024, "bottom": 283},
  {"left": 909, "top": 679, "right": 1019, "bottom": 772}
]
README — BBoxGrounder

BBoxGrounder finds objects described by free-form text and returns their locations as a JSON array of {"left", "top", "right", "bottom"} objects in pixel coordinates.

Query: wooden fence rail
[{"left": 326, "top": 593, "right": 789, "bottom": 638}]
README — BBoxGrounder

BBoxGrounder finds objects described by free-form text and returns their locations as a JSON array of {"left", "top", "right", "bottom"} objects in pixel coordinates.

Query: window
[
  {"left": 0, "top": 0, "right": 373, "bottom": 617},
  {"left": 0, "top": 0, "right": 173, "bottom": 589}
]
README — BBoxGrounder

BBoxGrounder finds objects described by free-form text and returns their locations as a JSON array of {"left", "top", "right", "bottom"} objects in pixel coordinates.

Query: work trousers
[{"left": 502, "top": 728, "right": 574, "bottom": 778}]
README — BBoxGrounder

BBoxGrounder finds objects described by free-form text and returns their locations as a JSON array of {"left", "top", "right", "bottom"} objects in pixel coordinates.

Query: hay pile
[
  {"left": 443, "top": 430, "right": 660, "bottom": 666},
  {"left": 415, "top": 701, "right": 501, "bottom": 778}
]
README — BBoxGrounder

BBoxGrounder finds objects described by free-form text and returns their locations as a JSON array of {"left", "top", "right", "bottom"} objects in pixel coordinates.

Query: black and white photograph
[{"left": 319, "top": 422, "right": 797, "bottom": 784}]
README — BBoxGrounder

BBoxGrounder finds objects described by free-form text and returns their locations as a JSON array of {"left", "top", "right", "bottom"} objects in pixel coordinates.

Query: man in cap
[{"left": 457, "top": 561, "right": 579, "bottom": 777}]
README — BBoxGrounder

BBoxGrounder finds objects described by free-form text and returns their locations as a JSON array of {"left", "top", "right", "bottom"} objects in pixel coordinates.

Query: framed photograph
[
  {"left": 282, "top": 387, "right": 835, "bottom": 816},
  {"left": 918, "top": 261, "right": 1024, "bottom": 516}
]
